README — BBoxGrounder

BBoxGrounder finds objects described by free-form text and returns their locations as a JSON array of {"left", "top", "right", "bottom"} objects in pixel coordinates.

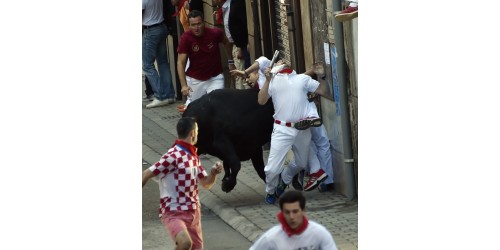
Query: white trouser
[
  {"left": 265, "top": 124, "right": 311, "bottom": 194},
  {"left": 186, "top": 74, "right": 224, "bottom": 104}
]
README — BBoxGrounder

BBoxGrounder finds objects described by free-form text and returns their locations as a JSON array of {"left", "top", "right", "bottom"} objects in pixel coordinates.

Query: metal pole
[{"left": 332, "top": 0, "right": 357, "bottom": 200}]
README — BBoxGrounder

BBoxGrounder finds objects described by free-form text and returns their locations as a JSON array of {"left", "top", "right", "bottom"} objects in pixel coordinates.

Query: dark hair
[
  {"left": 187, "top": 10, "right": 204, "bottom": 21},
  {"left": 176, "top": 117, "right": 197, "bottom": 139},
  {"left": 279, "top": 190, "right": 306, "bottom": 210}
]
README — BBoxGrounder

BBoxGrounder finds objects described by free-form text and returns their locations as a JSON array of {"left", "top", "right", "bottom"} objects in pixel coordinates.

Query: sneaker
[
  {"left": 318, "top": 183, "right": 335, "bottom": 193},
  {"left": 275, "top": 176, "right": 288, "bottom": 198},
  {"left": 311, "top": 118, "right": 322, "bottom": 127},
  {"left": 146, "top": 98, "right": 170, "bottom": 108},
  {"left": 335, "top": 6, "right": 358, "bottom": 22},
  {"left": 144, "top": 94, "right": 154, "bottom": 101},
  {"left": 294, "top": 118, "right": 320, "bottom": 130},
  {"left": 265, "top": 193, "right": 277, "bottom": 205},
  {"left": 166, "top": 98, "right": 175, "bottom": 104},
  {"left": 303, "top": 169, "right": 328, "bottom": 191}
]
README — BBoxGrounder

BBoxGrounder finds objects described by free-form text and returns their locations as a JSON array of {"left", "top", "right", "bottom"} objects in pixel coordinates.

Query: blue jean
[
  {"left": 288, "top": 125, "right": 335, "bottom": 185},
  {"left": 310, "top": 125, "right": 334, "bottom": 184},
  {"left": 142, "top": 24, "right": 175, "bottom": 101}
]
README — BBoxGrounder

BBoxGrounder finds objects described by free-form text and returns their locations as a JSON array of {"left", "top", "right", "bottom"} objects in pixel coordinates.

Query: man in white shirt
[
  {"left": 257, "top": 61, "right": 330, "bottom": 204},
  {"left": 231, "top": 58, "right": 335, "bottom": 194},
  {"left": 250, "top": 190, "right": 338, "bottom": 250}
]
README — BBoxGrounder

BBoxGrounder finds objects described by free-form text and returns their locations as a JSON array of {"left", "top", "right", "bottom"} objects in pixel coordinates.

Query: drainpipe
[{"left": 331, "top": 0, "right": 357, "bottom": 200}]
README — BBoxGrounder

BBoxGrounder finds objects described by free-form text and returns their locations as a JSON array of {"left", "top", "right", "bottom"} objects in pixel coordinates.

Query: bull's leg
[
  {"left": 250, "top": 146, "right": 266, "bottom": 183},
  {"left": 212, "top": 136, "right": 240, "bottom": 193}
]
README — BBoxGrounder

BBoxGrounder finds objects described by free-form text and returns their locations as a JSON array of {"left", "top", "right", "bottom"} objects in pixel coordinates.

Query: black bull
[{"left": 182, "top": 88, "right": 274, "bottom": 192}]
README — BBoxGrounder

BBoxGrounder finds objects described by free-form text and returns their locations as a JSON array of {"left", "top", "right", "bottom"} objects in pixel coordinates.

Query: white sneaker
[
  {"left": 146, "top": 98, "right": 170, "bottom": 108},
  {"left": 166, "top": 98, "right": 175, "bottom": 104}
]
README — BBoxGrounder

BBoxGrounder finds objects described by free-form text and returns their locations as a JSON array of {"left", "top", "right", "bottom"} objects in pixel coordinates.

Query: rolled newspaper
[
  {"left": 269, "top": 50, "right": 280, "bottom": 68},
  {"left": 265, "top": 50, "right": 280, "bottom": 77}
]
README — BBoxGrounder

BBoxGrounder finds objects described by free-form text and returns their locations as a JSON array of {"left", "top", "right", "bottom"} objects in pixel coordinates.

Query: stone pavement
[{"left": 142, "top": 97, "right": 358, "bottom": 250}]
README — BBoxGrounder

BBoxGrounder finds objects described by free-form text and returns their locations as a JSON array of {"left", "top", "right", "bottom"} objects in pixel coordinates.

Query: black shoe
[{"left": 291, "top": 172, "right": 303, "bottom": 191}]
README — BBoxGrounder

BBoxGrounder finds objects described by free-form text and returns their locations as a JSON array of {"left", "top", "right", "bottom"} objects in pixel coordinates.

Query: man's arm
[
  {"left": 199, "top": 162, "right": 223, "bottom": 189},
  {"left": 307, "top": 61, "right": 329, "bottom": 97},
  {"left": 142, "top": 169, "right": 155, "bottom": 187},
  {"left": 314, "top": 78, "right": 329, "bottom": 97},
  {"left": 177, "top": 52, "right": 191, "bottom": 96},
  {"left": 230, "top": 61, "right": 260, "bottom": 78},
  {"left": 222, "top": 35, "right": 236, "bottom": 71},
  {"left": 257, "top": 67, "right": 272, "bottom": 105}
]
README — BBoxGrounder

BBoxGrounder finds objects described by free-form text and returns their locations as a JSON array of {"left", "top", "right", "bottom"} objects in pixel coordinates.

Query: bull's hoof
[{"left": 221, "top": 177, "right": 237, "bottom": 193}]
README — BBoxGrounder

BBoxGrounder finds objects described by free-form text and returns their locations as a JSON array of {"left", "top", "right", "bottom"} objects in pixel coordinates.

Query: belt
[
  {"left": 274, "top": 119, "right": 294, "bottom": 128},
  {"left": 142, "top": 22, "right": 164, "bottom": 29}
]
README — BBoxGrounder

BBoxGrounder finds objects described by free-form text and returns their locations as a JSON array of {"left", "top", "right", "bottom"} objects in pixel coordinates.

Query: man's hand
[
  {"left": 181, "top": 85, "right": 191, "bottom": 96},
  {"left": 200, "top": 161, "right": 223, "bottom": 189},
  {"left": 264, "top": 67, "right": 272, "bottom": 80},
  {"left": 210, "top": 162, "right": 223, "bottom": 176},
  {"left": 313, "top": 62, "right": 325, "bottom": 77},
  {"left": 230, "top": 69, "right": 245, "bottom": 78}
]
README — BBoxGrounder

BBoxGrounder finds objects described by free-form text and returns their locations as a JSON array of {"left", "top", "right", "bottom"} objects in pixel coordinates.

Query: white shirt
[
  {"left": 249, "top": 220, "right": 338, "bottom": 250},
  {"left": 255, "top": 56, "right": 319, "bottom": 118},
  {"left": 268, "top": 71, "right": 320, "bottom": 123},
  {"left": 222, "top": 0, "right": 233, "bottom": 43}
]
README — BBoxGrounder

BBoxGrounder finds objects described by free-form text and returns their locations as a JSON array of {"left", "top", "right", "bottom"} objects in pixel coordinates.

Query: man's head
[
  {"left": 187, "top": 10, "right": 205, "bottom": 37},
  {"left": 279, "top": 190, "right": 306, "bottom": 229},
  {"left": 245, "top": 71, "right": 259, "bottom": 88},
  {"left": 176, "top": 117, "right": 198, "bottom": 144}
]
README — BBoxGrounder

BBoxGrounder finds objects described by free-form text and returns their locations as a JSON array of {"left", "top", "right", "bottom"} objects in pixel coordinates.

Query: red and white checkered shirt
[{"left": 149, "top": 145, "right": 208, "bottom": 217}]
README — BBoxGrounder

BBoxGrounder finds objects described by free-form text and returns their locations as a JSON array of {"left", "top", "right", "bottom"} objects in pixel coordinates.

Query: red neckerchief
[
  {"left": 278, "top": 68, "right": 293, "bottom": 74},
  {"left": 173, "top": 139, "right": 198, "bottom": 157},
  {"left": 277, "top": 211, "right": 309, "bottom": 237},
  {"left": 172, "top": 0, "right": 188, "bottom": 16}
]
